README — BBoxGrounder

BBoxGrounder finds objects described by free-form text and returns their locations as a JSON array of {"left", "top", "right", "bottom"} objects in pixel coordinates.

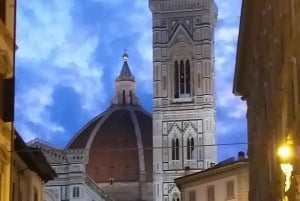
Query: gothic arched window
[
  {"left": 172, "top": 138, "right": 180, "bottom": 160},
  {"left": 174, "top": 59, "right": 191, "bottom": 98},
  {"left": 187, "top": 137, "right": 195, "bottom": 160}
]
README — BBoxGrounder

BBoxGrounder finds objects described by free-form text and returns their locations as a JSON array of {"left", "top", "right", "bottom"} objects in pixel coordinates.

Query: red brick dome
[{"left": 66, "top": 105, "right": 153, "bottom": 183}]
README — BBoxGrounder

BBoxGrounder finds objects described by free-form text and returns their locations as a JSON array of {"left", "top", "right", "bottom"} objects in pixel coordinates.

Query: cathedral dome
[
  {"left": 66, "top": 105, "right": 153, "bottom": 182},
  {"left": 66, "top": 52, "right": 153, "bottom": 184}
]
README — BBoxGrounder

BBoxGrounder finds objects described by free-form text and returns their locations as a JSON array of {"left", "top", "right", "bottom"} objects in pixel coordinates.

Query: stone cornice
[{"left": 149, "top": 0, "right": 212, "bottom": 13}]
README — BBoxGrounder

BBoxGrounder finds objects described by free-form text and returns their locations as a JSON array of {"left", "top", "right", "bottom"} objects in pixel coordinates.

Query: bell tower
[{"left": 149, "top": 1, "right": 217, "bottom": 201}]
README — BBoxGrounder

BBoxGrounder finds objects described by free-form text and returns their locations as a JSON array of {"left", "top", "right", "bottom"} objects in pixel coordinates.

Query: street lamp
[{"left": 278, "top": 141, "right": 294, "bottom": 201}]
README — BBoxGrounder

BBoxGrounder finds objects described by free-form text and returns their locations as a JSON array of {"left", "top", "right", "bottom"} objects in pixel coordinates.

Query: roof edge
[
  {"left": 233, "top": 0, "right": 250, "bottom": 96},
  {"left": 175, "top": 160, "right": 248, "bottom": 187},
  {"left": 14, "top": 131, "right": 57, "bottom": 182}
]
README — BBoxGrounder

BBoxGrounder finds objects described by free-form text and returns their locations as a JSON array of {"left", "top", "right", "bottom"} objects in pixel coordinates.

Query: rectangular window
[
  {"left": 207, "top": 185, "right": 214, "bottom": 201},
  {"left": 0, "top": 0, "right": 5, "bottom": 23},
  {"left": 226, "top": 180, "right": 235, "bottom": 198},
  {"left": 189, "top": 191, "right": 196, "bottom": 201},
  {"left": 174, "top": 60, "right": 191, "bottom": 99},
  {"left": 61, "top": 186, "right": 69, "bottom": 200},
  {"left": 72, "top": 186, "right": 80, "bottom": 198}
]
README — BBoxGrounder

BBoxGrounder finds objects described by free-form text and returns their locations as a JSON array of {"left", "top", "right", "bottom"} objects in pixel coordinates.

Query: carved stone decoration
[
  {"left": 167, "top": 121, "right": 182, "bottom": 134},
  {"left": 168, "top": 123, "right": 182, "bottom": 136},
  {"left": 162, "top": 99, "right": 169, "bottom": 105},
  {"left": 169, "top": 25, "right": 193, "bottom": 47},
  {"left": 163, "top": 122, "right": 168, "bottom": 135},
  {"left": 163, "top": 162, "right": 169, "bottom": 170},
  {"left": 163, "top": 183, "right": 169, "bottom": 195},
  {"left": 182, "top": 121, "right": 197, "bottom": 133},
  {"left": 197, "top": 120, "right": 203, "bottom": 133},
  {"left": 198, "top": 161, "right": 204, "bottom": 169}
]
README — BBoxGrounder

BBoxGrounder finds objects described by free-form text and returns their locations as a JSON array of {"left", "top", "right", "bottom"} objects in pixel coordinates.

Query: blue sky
[{"left": 15, "top": 0, "right": 246, "bottom": 161}]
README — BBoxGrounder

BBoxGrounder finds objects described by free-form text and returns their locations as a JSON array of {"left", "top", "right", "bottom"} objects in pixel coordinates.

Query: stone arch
[
  {"left": 168, "top": 125, "right": 183, "bottom": 169},
  {"left": 168, "top": 43, "right": 194, "bottom": 99},
  {"left": 183, "top": 125, "right": 197, "bottom": 163}
]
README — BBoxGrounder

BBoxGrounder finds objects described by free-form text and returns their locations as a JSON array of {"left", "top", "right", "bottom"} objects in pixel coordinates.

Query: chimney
[{"left": 238, "top": 151, "right": 245, "bottom": 160}]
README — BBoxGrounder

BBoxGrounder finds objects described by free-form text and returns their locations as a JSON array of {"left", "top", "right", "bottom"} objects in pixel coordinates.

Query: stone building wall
[
  {"left": 150, "top": 0, "right": 218, "bottom": 201},
  {"left": 233, "top": 1, "right": 300, "bottom": 200},
  {"left": 0, "top": 0, "right": 16, "bottom": 200}
]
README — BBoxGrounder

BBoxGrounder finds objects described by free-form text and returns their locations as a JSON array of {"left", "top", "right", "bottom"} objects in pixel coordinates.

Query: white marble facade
[
  {"left": 149, "top": 1, "right": 218, "bottom": 201},
  {"left": 28, "top": 139, "right": 113, "bottom": 201}
]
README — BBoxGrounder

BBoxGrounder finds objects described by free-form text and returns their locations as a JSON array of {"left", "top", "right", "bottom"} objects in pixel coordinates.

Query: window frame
[
  {"left": 171, "top": 138, "right": 180, "bottom": 161},
  {"left": 188, "top": 190, "right": 196, "bottom": 201},
  {"left": 72, "top": 186, "right": 80, "bottom": 198},
  {"left": 226, "top": 180, "right": 235, "bottom": 198},
  {"left": 207, "top": 185, "right": 214, "bottom": 201},
  {"left": 187, "top": 137, "right": 195, "bottom": 160},
  {"left": 174, "top": 59, "right": 191, "bottom": 99}
]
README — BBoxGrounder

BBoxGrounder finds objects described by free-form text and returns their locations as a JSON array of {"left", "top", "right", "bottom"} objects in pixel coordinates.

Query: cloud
[
  {"left": 214, "top": 0, "right": 247, "bottom": 151},
  {"left": 15, "top": 0, "right": 105, "bottom": 142},
  {"left": 216, "top": 27, "right": 239, "bottom": 43},
  {"left": 15, "top": 0, "right": 246, "bottom": 160},
  {"left": 215, "top": 0, "right": 242, "bottom": 22}
]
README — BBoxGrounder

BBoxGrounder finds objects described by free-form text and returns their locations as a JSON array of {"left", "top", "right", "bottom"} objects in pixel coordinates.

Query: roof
[
  {"left": 116, "top": 53, "right": 135, "bottom": 82},
  {"left": 14, "top": 131, "right": 57, "bottom": 182},
  {"left": 175, "top": 159, "right": 248, "bottom": 188},
  {"left": 66, "top": 105, "right": 153, "bottom": 182}
]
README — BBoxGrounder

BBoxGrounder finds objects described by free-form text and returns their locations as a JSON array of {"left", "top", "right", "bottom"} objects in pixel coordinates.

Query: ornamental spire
[
  {"left": 117, "top": 51, "right": 135, "bottom": 81},
  {"left": 111, "top": 51, "right": 140, "bottom": 106}
]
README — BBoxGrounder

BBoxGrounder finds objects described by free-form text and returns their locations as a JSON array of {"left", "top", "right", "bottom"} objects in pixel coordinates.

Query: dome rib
[
  {"left": 85, "top": 107, "right": 119, "bottom": 149},
  {"left": 129, "top": 108, "right": 146, "bottom": 181},
  {"left": 66, "top": 105, "right": 153, "bottom": 183},
  {"left": 65, "top": 109, "right": 109, "bottom": 149}
]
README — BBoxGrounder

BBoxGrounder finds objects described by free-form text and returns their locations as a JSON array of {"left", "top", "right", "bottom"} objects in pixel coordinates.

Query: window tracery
[
  {"left": 174, "top": 59, "right": 191, "bottom": 98},
  {"left": 171, "top": 138, "right": 180, "bottom": 160},
  {"left": 187, "top": 137, "right": 195, "bottom": 160}
]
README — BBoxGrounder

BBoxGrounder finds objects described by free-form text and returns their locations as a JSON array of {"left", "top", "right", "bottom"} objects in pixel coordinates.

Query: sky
[{"left": 15, "top": 0, "right": 246, "bottom": 161}]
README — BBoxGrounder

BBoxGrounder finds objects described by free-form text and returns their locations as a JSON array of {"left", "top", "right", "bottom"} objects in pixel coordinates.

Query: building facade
[
  {"left": 0, "top": 0, "right": 16, "bottom": 200},
  {"left": 233, "top": 1, "right": 300, "bottom": 201},
  {"left": 28, "top": 139, "right": 114, "bottom": 201},
  {"left": 13, "top": 132, "right": 57, "bottom": 201},
  {"left": 149, "top": 0, "right": 218, "bottom": 201},
  {"left": 175, "top": 156, "right": 248, "bottom": 201}
]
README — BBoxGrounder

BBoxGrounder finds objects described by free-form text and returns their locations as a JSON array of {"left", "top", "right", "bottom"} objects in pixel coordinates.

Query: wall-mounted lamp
[{"left": 278, "top": 141, "right": 294, "bottom": 200}]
